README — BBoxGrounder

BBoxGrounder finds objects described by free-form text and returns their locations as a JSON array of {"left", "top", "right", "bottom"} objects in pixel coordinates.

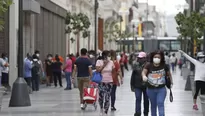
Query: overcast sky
[
  {"left": 138, "top": 0, "right": 186, "bottom": 36},
  {"left": 138, "top": 0, "right": 186, "bottom": 15}
]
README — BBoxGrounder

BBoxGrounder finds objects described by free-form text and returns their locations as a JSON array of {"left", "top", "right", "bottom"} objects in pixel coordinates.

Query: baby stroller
[{"left": 83, "top": 82, "right": 98, "bottom": 110}]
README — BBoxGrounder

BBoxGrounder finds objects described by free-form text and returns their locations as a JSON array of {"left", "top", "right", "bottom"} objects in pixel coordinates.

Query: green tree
[
  {"left": 65, "top": 12, "right": 91, "bottom": 38},
  {"left": 0, "top": 0, "right": 12, "bottom": 30},
  {"left": 175, "top": 11, "right": 205, "bottom": 45}
]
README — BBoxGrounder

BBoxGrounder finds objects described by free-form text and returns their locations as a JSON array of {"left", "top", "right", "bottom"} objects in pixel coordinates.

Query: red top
[
  {"left": 113, "top": 60, "right": 120, "bottom": 85},
  {"left": 71, "top": 56, "right": 76, "bottom": 64}
]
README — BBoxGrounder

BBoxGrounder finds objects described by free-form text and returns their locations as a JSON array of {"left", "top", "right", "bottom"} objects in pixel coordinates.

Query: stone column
[{"left": 9, "top": 0, "right": 19, "bottom": 87}]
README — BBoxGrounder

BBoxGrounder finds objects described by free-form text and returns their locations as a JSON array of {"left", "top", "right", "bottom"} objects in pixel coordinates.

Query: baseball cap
[{"left": 137, "top": 52, "right": 146, "bottom": 58}]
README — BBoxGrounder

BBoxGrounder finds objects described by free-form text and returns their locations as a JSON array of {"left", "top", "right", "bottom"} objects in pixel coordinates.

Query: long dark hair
[{"left": 150, "top": 50, "right": 165, "bottom": 65}]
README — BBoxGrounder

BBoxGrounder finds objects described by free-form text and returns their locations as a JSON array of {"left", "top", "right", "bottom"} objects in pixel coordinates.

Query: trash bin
[
  {"left": 200, "top": 95, "right": 205, "bottom": 116},
  {"left": 0, "top": 87, "right": 6, "bottom": 111}
]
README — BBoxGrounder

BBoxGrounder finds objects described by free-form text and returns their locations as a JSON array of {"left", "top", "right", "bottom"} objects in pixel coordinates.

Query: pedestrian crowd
[{"left": 1, "top": 48, "right": 205, "bottom": 116}]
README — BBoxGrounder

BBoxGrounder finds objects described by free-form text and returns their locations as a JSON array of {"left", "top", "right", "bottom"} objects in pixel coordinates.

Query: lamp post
[
  {"left": 9, "top": 0, "right": 31, "bottom": 107},
  {"left": 94, "top": 0, "right": 98, "bottom": 56},
  {"left": 132, "top": 24, "right": 136, "bottom": 51}
]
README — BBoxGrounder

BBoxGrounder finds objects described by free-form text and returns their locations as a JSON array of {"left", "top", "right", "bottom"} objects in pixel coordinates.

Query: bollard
[
  {"left": 185, "top": 75, "right": 193, "bottom": 91},
  {"left": 200, "top": 95, "right": 205, "bottom": 116},
  {"left": 190, "top": 76, "right": 195, "bottom": 96},
  {"left": 0, "top": 87, "right": 6, "bottom": 111}
]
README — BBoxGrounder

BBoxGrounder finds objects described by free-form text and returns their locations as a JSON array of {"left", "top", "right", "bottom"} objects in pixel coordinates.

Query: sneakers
[
  {"left": 81, "top": 104, "right": 85, "bottom": 110},
  {"left": 111, "top": 107, "right": 117, "bottom": 111},
  {"left": 100, "top": 109, "right": 104, "bottom": 116},
  {"left": 193, "top": 104, "right": 199, "bottom": 110}
]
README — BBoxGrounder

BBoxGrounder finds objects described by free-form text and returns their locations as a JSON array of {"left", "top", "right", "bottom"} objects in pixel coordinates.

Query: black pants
[
  {"left": 120, "top": 65, "right": 124, "bottom": 77},
  {"left": 1, "top": 73, "right": 9, "bottom": 86},
  {"left": 24, "top": 78, "right": 32, "bottom": 87},
  {"left": 111, "top": 84, "right": 117, "bottom": 107},
  {"left": 124, "top": 62, "right": 129, "bottom": 71},
  {"left": 32, "top": 75, "right": 39, "bottom": 91},
  {"left": 53, "top": 72, "right": 62, "bottom": 87},
  {"left": 194, "top": 81, "right": 205, "bottom": 99}
]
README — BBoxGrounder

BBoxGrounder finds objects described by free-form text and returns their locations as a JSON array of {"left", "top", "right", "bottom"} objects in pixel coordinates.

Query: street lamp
[
  {"left": 132, "top": 24, "right": 136, "bottom": 51},
  {"left": 9, "top": 0, "right": 31, "bottom": 107},
  {"left": 94, "top": 0, "right": 98, "bottom": 56}
]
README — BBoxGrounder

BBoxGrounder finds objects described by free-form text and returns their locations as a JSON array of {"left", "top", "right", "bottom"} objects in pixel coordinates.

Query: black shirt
[
  {"left": 52, "top": 61, "right": 62, "bottom": 72},
  {"left": 144, "top": 63, "right": 169, "bottom": 88}
]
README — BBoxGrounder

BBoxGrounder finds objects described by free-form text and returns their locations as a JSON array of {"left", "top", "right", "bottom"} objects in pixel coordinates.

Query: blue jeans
[
  {"left": 65, "top": 72, "right": 71, "bottom": 89},
  {"left": 135, "top": 88, "right": 149, "bottom": 115},
  {"left": 147, "top": 87, "right": 167, "bottom": 116}
]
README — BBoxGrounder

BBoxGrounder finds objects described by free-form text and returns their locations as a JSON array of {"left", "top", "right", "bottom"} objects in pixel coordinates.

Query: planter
[
  {"left": 200, "top": 95, "right": 205, "bottom": 116},
  {"left": 0, "top": 87, "right": 5, "bottom": 111}
]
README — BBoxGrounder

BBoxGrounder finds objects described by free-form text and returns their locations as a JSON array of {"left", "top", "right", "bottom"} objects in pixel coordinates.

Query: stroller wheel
[{"left": 83, "top": 103, "right": 87, "bottom": 110}]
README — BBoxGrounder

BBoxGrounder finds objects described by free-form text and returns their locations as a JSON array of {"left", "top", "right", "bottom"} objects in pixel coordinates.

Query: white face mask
[
  {"left": 33, "top": 59, "right": 38, "bottom": 61},
  {"left": 48, "top": 57, "right": 52, "bottom": 60},
  {"left": 66, "top": 57, "right": 69, "bottom": 60},
  {"left": 153, "top": 58, "right": 161, "bottom": 64},
  {"left": 107, "top": 57, "right": 111, "bottom": 60},
  {"left": 89, "top": 55, "right": 94, "bottom": 58},
  {"left": 36, "top": 54, "right": 40, "bottom": 57}
]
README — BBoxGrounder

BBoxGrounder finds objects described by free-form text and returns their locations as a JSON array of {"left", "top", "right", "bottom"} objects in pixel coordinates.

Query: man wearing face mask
[
  {"left": 179, "top": 50, "right": 205, "bottom": 110},
  {"left": 131, "top": 52, "right": 149, "bottom": 116}
]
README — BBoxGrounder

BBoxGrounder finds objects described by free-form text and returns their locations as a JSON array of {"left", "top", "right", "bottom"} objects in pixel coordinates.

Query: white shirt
[
  {"left": 117, "top": 55, "right": 121, "bottom": 62},
  {"left": 0, "top": 58, "right": 6, "bottom": 76},
  {"left": 165, "top": 55, "right": 170, "bottom": 65},
  {"left": 170, "top": 56, "right": 177, "bottom": 63},
  {"left": 182, "top": 52, "right": 205, "bottom": 82}
]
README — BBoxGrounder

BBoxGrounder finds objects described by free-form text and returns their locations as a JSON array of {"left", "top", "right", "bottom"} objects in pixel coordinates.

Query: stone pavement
[{"left": 0, "top": 69, "right": 203, "bottom": 116}]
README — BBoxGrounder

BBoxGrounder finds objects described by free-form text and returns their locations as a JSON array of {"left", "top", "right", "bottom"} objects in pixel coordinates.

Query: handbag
[
  {"left": 91, "top": 60, "right": 108, "bottom": 83},
  {"left": 91, "top": 71, "right": 103, "bottom": 83}
]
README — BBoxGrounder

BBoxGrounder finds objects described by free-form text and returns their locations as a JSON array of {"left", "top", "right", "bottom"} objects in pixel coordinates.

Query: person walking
[
  {"left": 131, "top": 52, "right": 149, "bottom": 116},
  {"left": 179, "top": 50, "right": 205, "bottom": 110},
  {"left": 96, "top": 50, "right": 115, "bottom": 115},
  {"left": 63, "top": 55, "right": 72, "bottom": 90},
  {"left": 72, "top": 48, "right": 93, "bottom": 109},
  {"left": 110, "top": 50, "right": 123, "bottom": 111},
  {"left": 170, "top": 53, "right": 177, "bottom": 73},
  {"left": 52, "top": 56, "right": 63, "bottom": 87},
  {"left": 142, "top": 50, "right": 173, "bottom": 116}
]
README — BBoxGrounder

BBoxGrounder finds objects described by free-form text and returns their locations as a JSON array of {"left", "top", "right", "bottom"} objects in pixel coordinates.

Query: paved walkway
[{"left": 0, "top": 69, "right": 203, "bottom": 116}]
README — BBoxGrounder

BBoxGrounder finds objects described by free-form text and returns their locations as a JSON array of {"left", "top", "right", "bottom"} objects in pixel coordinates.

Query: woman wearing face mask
[
  {"left": 142, "top": 50, "right": 173, "bottom": 116},
  {"left": 96, "top": 50, "right": 115, "bottom": 115},
  {"left": 45, "top": 54, "right": 53, "bottom": 86},
  {"left": 179, "top": 50, "right": 205, "bottom": 110},
  {"left": 131, "top": 52, "right": 149, "bottom": 116}
]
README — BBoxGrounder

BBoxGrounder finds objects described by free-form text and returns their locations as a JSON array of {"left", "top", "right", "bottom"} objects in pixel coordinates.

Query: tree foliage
[
  {"left": 0, "top": 0, "right": 12, "bottom": 31},
  {"left": 104, "top": 21, "right": 132, "bottom": 43},
  {"left": 175, "top": 11, "right": 205, "bottom": 43},
  {"left": 65, "top": 12, "right": 91, "bottom": 38}
]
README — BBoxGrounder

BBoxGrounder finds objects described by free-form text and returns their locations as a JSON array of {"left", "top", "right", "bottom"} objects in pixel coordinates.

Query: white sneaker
[{"left": 81, "top": 104, "right": 84, "bottom": 109}]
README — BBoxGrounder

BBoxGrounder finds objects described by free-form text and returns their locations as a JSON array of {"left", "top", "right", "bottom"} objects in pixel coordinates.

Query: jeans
[
  {"left": 135, "top": 88, "right": 149, "bottom": 115},
  {"left": 32, "top": 74, "right": 40, "bottom": 91},
  {"left": 111, "top": 84, "right": 117, "bottom": 107},
  {"left": 65, "top": 72, "right": 72, "bottom": 89},
  {"left": 98, "top": 83, "right": 113, "bottom": 113},
  {"left": 147, "top": 87, "right": 167, "bottom": 116}
]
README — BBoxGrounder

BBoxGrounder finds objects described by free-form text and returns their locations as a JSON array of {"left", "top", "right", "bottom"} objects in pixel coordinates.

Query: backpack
[{"left": 32, "top": 61, "right": 40, "bottom": 75}]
